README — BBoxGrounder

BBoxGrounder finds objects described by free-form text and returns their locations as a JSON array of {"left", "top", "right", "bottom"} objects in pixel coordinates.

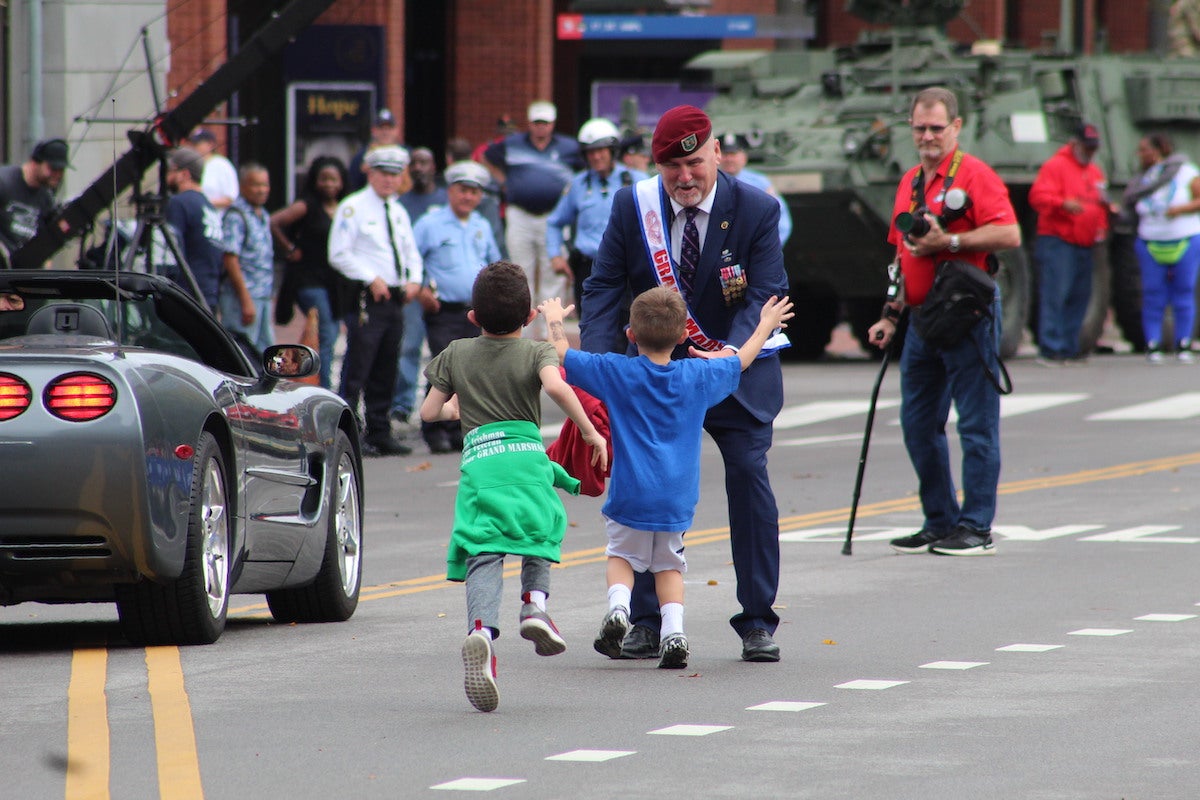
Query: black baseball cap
[{"left": 31, "top": 138, "right": 70, "bottom": 170}]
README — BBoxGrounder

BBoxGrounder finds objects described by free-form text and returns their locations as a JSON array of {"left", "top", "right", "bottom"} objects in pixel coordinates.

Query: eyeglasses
[{"left": 911, "top": 124, "right": 950, "bottom": 136}]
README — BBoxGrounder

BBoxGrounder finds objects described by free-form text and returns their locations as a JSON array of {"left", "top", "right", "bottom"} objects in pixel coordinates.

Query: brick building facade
[{"left": 166, "top": 0, "right": 1159, "bottom": 194}]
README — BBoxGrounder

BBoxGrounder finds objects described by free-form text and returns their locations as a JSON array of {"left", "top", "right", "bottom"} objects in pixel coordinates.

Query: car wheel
[
  {"left": 266, "top": 430, "right": 362, "bottom": 623},
  {"left": 116, "top": 431, "right": 231, "bottom": 645}
]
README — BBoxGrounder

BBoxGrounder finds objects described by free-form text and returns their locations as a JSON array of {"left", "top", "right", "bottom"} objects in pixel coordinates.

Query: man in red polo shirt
[
  {"left": 1029, "top": 123, "right": 1109, "bottom": 365},
  {"left": 868, "top": 86, "right": 1021, "bottom": 556}
]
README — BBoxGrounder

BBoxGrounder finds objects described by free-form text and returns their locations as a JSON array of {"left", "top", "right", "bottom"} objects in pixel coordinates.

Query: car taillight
[
  {"left": 0, "top": 374, "right": 32, "bottom": 421},
  {"left": 45, "top": 373, "right": 117, "bottom": 421}
]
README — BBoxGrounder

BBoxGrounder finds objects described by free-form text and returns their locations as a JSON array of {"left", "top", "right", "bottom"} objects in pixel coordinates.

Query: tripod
[{"left": 117, "top": 187, "right": 205, "bottom": 305}]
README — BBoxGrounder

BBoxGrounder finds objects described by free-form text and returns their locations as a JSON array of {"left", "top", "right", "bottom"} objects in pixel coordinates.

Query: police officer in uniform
[
  {"left": 546, "top": 117, "right": 646, "bottom": 316},
  {"left": 412, "top": 160, "right": 502, "bottom": 453},
  {"left": 328, "top": 146, "right": 424, "bottom": 456}
]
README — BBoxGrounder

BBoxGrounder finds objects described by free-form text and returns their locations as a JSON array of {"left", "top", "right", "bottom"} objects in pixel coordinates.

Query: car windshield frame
[{"left": 0, "top": 270, "right": 258, "bottom": 378}]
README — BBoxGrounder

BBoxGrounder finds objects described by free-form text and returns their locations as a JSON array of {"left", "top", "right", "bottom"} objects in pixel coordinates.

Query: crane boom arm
[{"left": 13, "top": 0, "right": 337, "bottom": 267}]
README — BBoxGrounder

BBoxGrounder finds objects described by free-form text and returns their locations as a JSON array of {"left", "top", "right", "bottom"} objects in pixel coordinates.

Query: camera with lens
[{"left": 894, "top": 188, "right": 972, "bottom": 240}]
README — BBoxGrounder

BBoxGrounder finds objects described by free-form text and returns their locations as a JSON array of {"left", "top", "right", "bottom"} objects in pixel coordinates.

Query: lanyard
[{"left": 909, "top": 149, "right": 963, "bottom": 213}]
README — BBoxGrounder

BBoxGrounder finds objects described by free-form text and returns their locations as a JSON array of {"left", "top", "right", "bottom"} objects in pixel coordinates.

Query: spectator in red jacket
[{"left": 1029, "top": 123, "right": 1110, "bottom": 365}]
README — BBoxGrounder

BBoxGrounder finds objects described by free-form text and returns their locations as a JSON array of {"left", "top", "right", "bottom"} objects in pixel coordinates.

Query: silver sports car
[{"left": 0, "top": 270, "right": 363, "bottom": 645}]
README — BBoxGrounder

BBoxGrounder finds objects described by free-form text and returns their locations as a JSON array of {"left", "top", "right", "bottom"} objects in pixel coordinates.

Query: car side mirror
[{"left": 263, "top": 344, "right": 319, "bottom": 379}]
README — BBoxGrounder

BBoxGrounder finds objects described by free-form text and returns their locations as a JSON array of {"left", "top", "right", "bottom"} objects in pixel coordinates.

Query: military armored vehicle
[{"left": 689, "top": 0, "right": 1200, "bottom": 358}]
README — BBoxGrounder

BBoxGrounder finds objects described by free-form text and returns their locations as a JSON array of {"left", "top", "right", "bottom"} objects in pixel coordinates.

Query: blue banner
[{"left": 558, "top": 14, "right": 758, "bottom": 40}]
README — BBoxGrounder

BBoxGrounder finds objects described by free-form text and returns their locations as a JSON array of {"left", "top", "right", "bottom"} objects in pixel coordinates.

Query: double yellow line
[
  {"left": 67, "top": 647, "right": 202, "bottom": 800},
  {"left": 63, "top": 449, "right": 1200, "bottom": 798}
]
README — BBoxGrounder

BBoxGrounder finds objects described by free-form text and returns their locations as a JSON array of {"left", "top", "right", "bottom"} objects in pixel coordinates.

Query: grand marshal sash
[
  {"left": 633, "top": 176, "right": 789, "bottom": 356},
  {"left": 633, "top": 175, "right": 727, "bottom": 352}
]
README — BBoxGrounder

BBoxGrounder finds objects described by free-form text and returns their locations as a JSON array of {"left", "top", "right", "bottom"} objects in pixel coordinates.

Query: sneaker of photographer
[
  {"left": 889, "top": 528, "right": 948, "bottom": 554},
  {"left": 658, "top": 633, "right": 689, "bottom": 669},
  {"left": 462, "top": 622, "right": 499, "bottom": 712},
  {"left": 929, "top": 526, "right": 996, "bottom": 556},
  {"left": 1177, "top": 341, "right": 1195, "bottom": 364},
  {"left": 519, "top": 602, "right": 566, "bottom": 656},
  {"left": 593, "top": 606, "right": 630, "bottom": 658}
]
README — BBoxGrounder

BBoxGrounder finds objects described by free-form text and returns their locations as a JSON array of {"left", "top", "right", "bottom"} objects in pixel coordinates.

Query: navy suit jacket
[{"left": 580, "top": 170, "right": 787, "bottom": 423}]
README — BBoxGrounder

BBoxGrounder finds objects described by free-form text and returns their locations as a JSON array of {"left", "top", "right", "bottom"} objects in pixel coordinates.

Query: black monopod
[{"left": 842, "top": 327, "right": 897, "bottom": 556}]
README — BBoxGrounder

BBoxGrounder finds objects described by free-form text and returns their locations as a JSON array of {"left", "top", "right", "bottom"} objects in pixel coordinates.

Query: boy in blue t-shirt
[{"left": 539, "top": 287, "right": 792, "bottom": 668}]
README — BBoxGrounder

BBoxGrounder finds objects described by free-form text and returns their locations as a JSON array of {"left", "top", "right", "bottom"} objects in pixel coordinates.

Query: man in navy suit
[{"left": 580, "top": 105, "right": 789, "bottom": 662}]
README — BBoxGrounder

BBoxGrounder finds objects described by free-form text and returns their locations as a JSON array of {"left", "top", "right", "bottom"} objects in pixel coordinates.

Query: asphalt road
[{"left": 3, "top": 350, "right": 1200, "bottom": 800}]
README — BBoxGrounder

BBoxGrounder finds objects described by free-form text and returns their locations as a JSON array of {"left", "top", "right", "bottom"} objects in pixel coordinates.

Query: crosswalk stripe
[
  {"left": 541, "top": 390, "right": 1194, "bottom": 441},
  {"left": 1086, "top": 392, "right": 1200, "bottom": 420},
  {"left": 775, "top": 400, "right": 900, "bottom": 428},
  {"left": 1079, "top": 525, "right": 1199, "bottom": 543}
]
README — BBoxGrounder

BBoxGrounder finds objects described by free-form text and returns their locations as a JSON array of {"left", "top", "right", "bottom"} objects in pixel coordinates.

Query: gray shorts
[{"left": 604, "top": 516, "right": 687, "bottom": 574}]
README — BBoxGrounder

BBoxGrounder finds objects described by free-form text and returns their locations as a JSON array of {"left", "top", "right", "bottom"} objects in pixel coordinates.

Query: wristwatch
[{"left": 948, "top": 234, "right": 961, "bottom": 253}]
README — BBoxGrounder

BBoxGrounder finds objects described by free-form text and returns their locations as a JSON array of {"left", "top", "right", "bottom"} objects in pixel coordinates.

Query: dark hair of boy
[
  {"left": 629, "top": 286, "right": 686, "bottom": 350},
  {"left": 471, "top": 261, "right": 531, "bottom": 334}
]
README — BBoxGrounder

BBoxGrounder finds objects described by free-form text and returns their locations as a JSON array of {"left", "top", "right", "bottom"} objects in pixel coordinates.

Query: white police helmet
[{"left": 577, "top": 118, "right": 621, "bottom": 152}]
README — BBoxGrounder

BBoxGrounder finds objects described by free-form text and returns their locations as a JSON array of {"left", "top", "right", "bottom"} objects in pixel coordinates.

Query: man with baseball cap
[
  {"left": 329, "top": 145, "right": 424, "bottom": 456},
  {"left": 187, "top": 127, "right": 239, "bottom": 209},
  {"left": 1029, "top": 120, "right": 1110, "bottom": 364},
  {"left": 0, "top": 138, "right": 71, "bottom": 267},
  {"left": 483, "top": 100, "right": 583, "bottom": 332},
  {"left": 579, "top": 104, "right": 790, "bottom": 663},
  {"left": 410, "top": 159, "right": 502, "bottom": 454},
  {"left": 349, "top": 108, "right": 403, "bottom": 192}
]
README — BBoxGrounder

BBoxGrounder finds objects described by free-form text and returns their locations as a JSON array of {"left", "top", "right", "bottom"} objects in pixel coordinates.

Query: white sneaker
[
  {"left": 1178, "top": 350, "right": 1195, "bottom": 364},
  {"left": 1147, "top": 350, "right": 1165, "bottom": 365},
  {"left": 462, "top": 625, "right": 498, "bottom": 712}
]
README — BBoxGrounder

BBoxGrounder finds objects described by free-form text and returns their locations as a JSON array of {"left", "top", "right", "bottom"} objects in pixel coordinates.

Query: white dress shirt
[{"left": 328, "top": 186, "right": 424, "bottom": 286}]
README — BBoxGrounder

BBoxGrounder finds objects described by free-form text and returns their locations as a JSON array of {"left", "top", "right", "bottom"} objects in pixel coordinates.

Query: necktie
[
  {"left": 383, "top": 199, "right": 407, "bottom": 284},
  {"left": 678, "top": 207, "right": 700, "bottom": 300}
]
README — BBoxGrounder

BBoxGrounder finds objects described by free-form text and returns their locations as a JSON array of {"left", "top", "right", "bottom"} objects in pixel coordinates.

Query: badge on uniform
[{"left": 720, "top": 264, "right": 747, "bottom": 306}]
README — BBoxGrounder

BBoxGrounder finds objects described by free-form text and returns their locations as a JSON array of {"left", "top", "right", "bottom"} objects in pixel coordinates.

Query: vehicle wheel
[
  {"left": 782, "top": 283, "right": 838, "bottom": 360},
  {"left": 266, "top": 430, "right": 362, "bottom": 623},
  {"left": 995, "top": 247, "right": 1029, "bottom": 359},
  {"left": 116, "top": 432, "right": 231, "bottom": 645},
  {"left": 1077, "top": 242, "right": 1112, "bottom": 354},
  {"left": 1109, "top": 233, "right": 1147, "bottom": 351}
]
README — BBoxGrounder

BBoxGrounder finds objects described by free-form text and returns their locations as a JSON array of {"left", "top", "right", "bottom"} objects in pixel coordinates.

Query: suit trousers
[{"left": 339, "top": 294, "right": 405, "bottom": 440}]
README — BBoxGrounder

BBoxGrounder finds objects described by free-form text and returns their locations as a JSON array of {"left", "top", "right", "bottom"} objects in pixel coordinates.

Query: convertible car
[{"left": 0, "top": 270, "right": 363, "bottom": 645}]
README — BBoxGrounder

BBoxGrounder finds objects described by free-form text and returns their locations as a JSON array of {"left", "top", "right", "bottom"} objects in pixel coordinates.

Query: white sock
[
  {"left": 660, "top": 603, "right": 684, "bottom": 637},
  {"left": 524, "top": 590, "right": 547, "bottom": 611},
  {"left": 607, "top": 584, "right": 632, "bottom": 612},
  {"left": 472, "top": 620, "right": 494, "bottom": 640}
]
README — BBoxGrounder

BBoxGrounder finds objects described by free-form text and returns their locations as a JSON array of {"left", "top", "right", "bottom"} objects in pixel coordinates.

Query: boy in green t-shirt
[{"left": 420, "top": 261, "right": 607, "bottom": 712}]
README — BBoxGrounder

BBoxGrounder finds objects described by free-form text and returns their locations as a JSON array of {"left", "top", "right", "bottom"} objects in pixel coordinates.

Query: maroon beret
[{"left": 652, "top": 105, "right": 712, "bottom": 163}]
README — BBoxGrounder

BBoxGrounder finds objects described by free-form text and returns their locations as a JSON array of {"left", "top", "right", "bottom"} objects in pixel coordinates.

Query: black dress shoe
[
  {"left": 618, "top": 624, "right": 660, "bottom": 659},
  {"left": 364, "top": 435, "right": 412, "bottom": 457},
  {"left": 741, "top": 628, "right": 781, "bottom": 662},
  {"left": 425, "top": 429, "right": 453, "bottom": 454}
]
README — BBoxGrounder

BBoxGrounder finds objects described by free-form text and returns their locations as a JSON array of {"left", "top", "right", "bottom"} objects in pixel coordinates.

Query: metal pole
[{"left": 29, "top": 0, "right": 45, "bottom": 144}]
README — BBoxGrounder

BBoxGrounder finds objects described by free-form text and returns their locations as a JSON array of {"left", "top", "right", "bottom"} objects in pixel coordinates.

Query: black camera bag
[
  {"left": 913, "top": 259, "right": 1011, "bottom": 394},
  {"left": 913, "top": 259, "right": 995, "bottom": 348}
]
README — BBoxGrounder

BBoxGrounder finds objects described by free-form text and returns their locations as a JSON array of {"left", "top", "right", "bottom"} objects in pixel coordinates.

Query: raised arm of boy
[
  {"left": 690, "top": 294, "right": 794, "bottom": 370},
  {"left": 538, "top": 297, "right": 575, "bottom": 364},
  {"left": 537, "top": 298, "right": 608, "bottom": 472}
]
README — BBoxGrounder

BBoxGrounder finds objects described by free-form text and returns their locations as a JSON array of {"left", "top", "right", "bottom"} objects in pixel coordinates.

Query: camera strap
[{"left": 909, "top": 148, "right": 963, "bottom": 213}]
